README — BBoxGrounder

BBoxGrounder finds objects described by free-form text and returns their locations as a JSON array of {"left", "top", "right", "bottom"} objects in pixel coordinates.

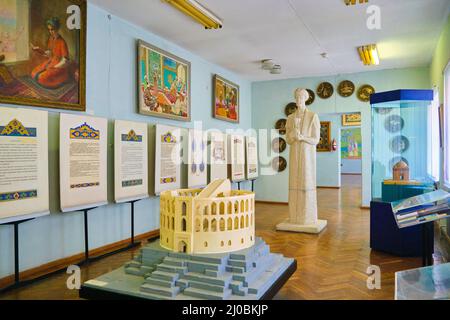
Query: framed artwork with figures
[
  {"left": 213, "top": 74, "right": 239, "bottom": 123},
  {"left": 317, "top": 121, "right": 331, "bottom": 152},
  {"left": 138, "top": 40, "right": 191, "bottom": 121},
  {"left": 0, "top": 0, "right": 86, "bottom": 111}
]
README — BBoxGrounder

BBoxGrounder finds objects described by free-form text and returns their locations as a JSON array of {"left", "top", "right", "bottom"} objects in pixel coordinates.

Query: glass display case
[{"left": 371, "top": 89, "right": 436, "bottom": 203}]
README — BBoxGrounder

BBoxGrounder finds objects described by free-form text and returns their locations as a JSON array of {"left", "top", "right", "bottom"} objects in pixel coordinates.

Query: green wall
[{"left": 430, "top": 14, "right": 450, "bottom": 102}]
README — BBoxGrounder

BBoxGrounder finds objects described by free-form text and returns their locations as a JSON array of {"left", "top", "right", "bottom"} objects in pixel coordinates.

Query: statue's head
[{"left": 294, "top": 88, "right": 309, "bottom": 104}]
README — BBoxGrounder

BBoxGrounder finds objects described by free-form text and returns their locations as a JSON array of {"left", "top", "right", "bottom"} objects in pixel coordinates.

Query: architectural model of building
[
  {"left": 159, "top": 179, "right": 255, "bottom": 254},
  {"left": 107, "top": 179, "right": 295, "bottom": 300}
]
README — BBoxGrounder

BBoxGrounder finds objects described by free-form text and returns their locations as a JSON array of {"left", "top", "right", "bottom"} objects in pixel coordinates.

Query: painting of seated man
[{"left": 0, "top": 0, "right": 86, "bottom": 111}]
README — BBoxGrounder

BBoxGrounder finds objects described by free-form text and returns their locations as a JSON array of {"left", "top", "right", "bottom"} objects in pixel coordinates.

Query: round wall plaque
[
  {"left": 390, "top": 135, "right": 410, "bottom": 154},
  {"left": 272, "top": 156, "right": 287, "bottom": 172},
  {"left": 306, "top": 89, "right": 315, "bottom": 105},
  {"left": 375, "top": 107, "right": 393, "bottom": 115},
  {"left": 275, "top": 119, "right": 287, "bottom": 135},
  {"left": 317, "top": 82, "right": 334, "bottom": 99},
  {"left": 338, "top": 80, "right": 355, "bottom": 97},
  {"left": 357, "top": 84, "right": 375, "bottom": 102},
  {"left": 272, "top": 137, "right": 287, "bottom": 153},
  {"left": 384, "top": 115, "right": 404, "bottom": 133},
  {"left": 284, "top": 102, "right": 297, "bottom": 116}
]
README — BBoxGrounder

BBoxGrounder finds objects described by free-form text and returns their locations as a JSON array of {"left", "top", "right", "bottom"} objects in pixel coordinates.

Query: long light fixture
[
  {"left": 344, "top": 0, "right": 368, "bottom": 5},
  {"left": 163, "top": 0, "right": 223, "bottom": 29},
  {"left": 358, "top": 44, "right": 380, "bottom": 66}
]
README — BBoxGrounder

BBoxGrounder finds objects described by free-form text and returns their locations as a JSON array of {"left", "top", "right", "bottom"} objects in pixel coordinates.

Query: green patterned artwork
[{"left": 341, "top": 128, "right": 361, "bottom": 159}]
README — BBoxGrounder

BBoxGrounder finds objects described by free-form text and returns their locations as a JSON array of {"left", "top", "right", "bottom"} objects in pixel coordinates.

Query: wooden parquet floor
[{"left": 0, "top": 176, "right": 431, "bottom": 300}]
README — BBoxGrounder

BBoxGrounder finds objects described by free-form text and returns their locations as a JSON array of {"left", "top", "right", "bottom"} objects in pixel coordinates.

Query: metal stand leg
[
  {"left": 84, "top": 209, "right": 89, "bottom": 263},
  {"left": 251, "top": 180, "right": 255, "bottom": 192},
  {"left": 237, "top": 182, "right": 241, "bottom": 190},
  {"left": 421, "top": 223, "right": 434, "bottom": 267},
  {"left": 13, "top": 222, "right": 19, "bottom": 284},
  {"left": 0, "top": 218, "right": 34, "bottom": 293},
  {"left": 129, "top": 200, "right": 141, "bottom": 248}
]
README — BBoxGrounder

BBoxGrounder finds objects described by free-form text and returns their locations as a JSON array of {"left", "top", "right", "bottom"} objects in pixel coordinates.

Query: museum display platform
[
  {"left": 79, "top": 237, "right": 296, "bottom": 300},
  {"left": 395, "top": 262, "right": 450, "bottom": 300}
]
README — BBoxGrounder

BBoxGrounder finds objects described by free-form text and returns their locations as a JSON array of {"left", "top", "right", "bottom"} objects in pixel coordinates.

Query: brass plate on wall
[
  {"left": 338, "top": 80, "right": 355, "bottom": 97},
  {"left": 306, "top": 89, "right": 315, "bottom": 105},
  {"left": 272, "top": 137, "right": 287, "bottom": 153},
  {"left": 357, "top": 84, "right": 375, "bottom": 102},
  {"left": 272, "top": 156, "right": 287, "bottom": 172},
  {"left": 284, "top": 102, "right": 297, "bottom": 116},
  {"left": 275, "top": 119, "right": 287, "bottom": 135},
  {"left": 317, "top": 82, "right": 334, "bottom": 99}
]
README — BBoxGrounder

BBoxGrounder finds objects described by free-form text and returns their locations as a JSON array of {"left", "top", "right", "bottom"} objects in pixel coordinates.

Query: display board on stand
[
  {"left": 246, "top": 136, "right": 259, "bottom": 180},
  {"left": 187, "top": 129, "right": 207, "bottom": 188},
  {"left": 60, "top": 114, "right": 108, "bottom": 212},
  {"left": 228, "top": 134, "right": 246, "bottom": 182},
  {"left": 209, "top": 131, "right": 228, "bottom": 181},
  {"left": 154, "top": 124, "right": 181, "bottom": 195},
  {"left": 0, "top": 107, "right": 49, "bottom": 224},
  {"left": 114, "top": 120, "right": 149, "bottom": 203}
]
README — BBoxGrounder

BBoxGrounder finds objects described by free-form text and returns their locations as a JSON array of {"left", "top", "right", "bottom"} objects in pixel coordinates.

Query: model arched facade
[{"left": 160, "top": 188, "right": 255, "bottom": 254}]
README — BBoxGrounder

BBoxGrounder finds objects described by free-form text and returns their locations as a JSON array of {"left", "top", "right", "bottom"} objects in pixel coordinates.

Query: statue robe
[{"left": 286, "top": 108, "right": 320, "bottom": 225}]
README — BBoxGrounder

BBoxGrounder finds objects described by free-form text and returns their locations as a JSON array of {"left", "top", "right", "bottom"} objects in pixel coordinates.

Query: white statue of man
[{"left": 276, "top": 88, "right": 327, "bottom": 234}]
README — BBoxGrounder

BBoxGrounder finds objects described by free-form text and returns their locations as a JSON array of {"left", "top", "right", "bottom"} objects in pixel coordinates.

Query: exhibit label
[
  {"left": 60, "top": 114, "right": 108, "bottom": 212},
  {"left": 0, "top": 107, "right": 49, "bottom": 223},
  {"left": 114, "top": 120, "right": 148, "bottom": 203}
]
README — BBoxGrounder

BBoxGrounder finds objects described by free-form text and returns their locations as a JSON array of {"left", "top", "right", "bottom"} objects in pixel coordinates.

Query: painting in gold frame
[
  {"left": 138, "top": 40, "right": 191, "bottom": 121},
  {"left": 213, "top": 74, "right": 239, "bottom": 123},
  {"left": 342, "top": 113, "right": 361, "bottom": 126},
  {"left": 317, "top": 121, "right": 332, "bottom": 152},
  {"left": 0, "top": 0, "right": 86, "bottom": 111}
]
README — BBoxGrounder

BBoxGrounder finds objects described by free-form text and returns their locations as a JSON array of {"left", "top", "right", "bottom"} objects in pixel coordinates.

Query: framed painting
[
  {"left": 317, "top": 121, "right": 331, "bottom": 152},
  {"left": 213, "top": 74, "right": 239, "bottom": 123},
  {"left": 0, "top": 0, "right": 86, "bottom": 111},
  {"left": 342, "top": 113, "right": 361, "bottom": 126},
  {"left": 138, "top": 40, "right": 191, "bottom": 121},
  {"left": 341, "top": 128, "right": 362, "bottom": 159}
]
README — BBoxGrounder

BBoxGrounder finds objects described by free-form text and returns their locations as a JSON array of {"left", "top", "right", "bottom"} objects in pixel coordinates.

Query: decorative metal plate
[
  {"left": 272, "top": 137, "right": 287, "bottom": 153},
  {"left": 385, "top": 115, "right": 404, "bottom": 133},
  {"left": 390, "top": 135, "right": 410, "bottom": 154},
  {"left": 338, "top": 80, "right": 355, "bottom": 97},
  {"left": 284, "top": 102, "right": 297, "bottom": 117},
  {"left": 275, "top": 119, "right": 287, "bottom": 135},
  {"left": 272, "top": 156, "right": 287, "bottom": 172},
  {"left": 375, "top": 107, "right": 393, "bottom": 115},
  {"left": 317, "top": 82, "right": 334, "bottom": 99},
  {"left": 357, "top": 84, "right": 375, "bottom": 102},
  {"left": 306, "top": 89, "right": 315, "bottom": 105}
]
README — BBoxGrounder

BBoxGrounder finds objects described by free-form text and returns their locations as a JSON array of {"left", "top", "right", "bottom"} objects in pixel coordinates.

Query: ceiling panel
[{"left": 90, "top": 0, "right": 450, "bottom": 81}]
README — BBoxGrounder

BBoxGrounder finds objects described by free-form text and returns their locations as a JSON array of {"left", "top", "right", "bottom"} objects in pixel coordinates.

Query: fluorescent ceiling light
[
  {"left": 163, "top": 0, "right": 223, "bottom": 29},
  {"left": 358, "top": 44, "right": 380, "bottom": 66}
]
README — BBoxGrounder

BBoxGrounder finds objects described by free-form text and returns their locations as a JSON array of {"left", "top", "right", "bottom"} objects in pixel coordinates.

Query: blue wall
[
  {"left": 252, "top": 67, "right": 431, "bottom": 207},
  {"left": 0, "top": 4, "right": 253, "bottom": 279}
]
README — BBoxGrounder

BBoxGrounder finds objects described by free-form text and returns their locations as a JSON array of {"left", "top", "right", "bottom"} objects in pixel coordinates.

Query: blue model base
[{"left": 82, "top": 237, "right": 295, "bottom": 300}]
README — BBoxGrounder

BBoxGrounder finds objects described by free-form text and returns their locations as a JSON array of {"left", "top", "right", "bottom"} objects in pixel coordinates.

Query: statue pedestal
[{"left": 276, "top": 219, "right": 327, "bottom": 234}]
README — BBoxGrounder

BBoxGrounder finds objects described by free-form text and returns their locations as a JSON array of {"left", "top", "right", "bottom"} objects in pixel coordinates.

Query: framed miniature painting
[
  {"left": 0, "top": 0, "right": 86, "bottom": 111},
  {"left": 213, "top": 74, "right": 239, "bottom": 123},
  {"left": 317, "top": 121, "right": 332, "bottom": 152},
  {"left": 342, "top": 113, "right": 361, "bottom": 126},
  {"left": 138, "top": 40, "right": 191, "bottom": 121}
]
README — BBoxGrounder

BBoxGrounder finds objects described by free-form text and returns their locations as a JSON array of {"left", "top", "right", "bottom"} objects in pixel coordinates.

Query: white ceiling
[{"left": 90, "top": 0, "right": 450, "bottom": 81}]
